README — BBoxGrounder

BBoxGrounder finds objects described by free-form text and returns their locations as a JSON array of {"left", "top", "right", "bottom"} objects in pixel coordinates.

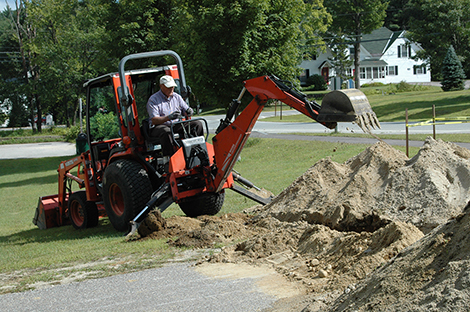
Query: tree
[
  {"left": 405, "top": 0, "right": 470, "bottom": 80},
  {"left": 173, "top": 0, "right": 330, "bottom": 107},
  {"left": 384, "top": 0, "right": 410, "bottom": 31},
  {"left": 8, "top": 99, "right": 29, "bottom": 127},
  {"left": 5, "top": 0, "right": 43, "bottom": 131},
  {"left": 324, "top": 0, "right": 388, "bottom": 88},
  {"left": 27, "top": 0, "right": 108, "bottom": 127},
  {"left": 100, "top": 0, "right": 177, "bottom": 69},
  {"left": 327, "top": 35, "right": 353, "bottom": 81},
  {"left": 441, "top": 45, "right": 466, "bottom": 91}
]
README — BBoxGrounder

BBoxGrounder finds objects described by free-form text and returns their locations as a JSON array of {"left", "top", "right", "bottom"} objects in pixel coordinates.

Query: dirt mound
[
  {"left": 139, "top": 211, "right": 258, "bottom": 248},
  {"left": 207, "top": 216, "right": 423, "bottom": 297},
  {"left": 324, "top": 203, "right": 470, "bottom": 312},
  {"left": 136, "top": 138, "right": 470, "bottom": 311},
  {"left": 255, "top": 138, "right": 470, "bottom": 234}
]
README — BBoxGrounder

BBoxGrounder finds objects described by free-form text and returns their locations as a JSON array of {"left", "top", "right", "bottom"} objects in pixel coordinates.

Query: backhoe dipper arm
[{"left": 211, "top": 75, "right": 335, "bottom": 193}]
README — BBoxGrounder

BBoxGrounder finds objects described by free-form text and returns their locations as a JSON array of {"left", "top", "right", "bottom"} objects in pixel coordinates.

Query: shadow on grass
[
  {"left": 0, "top": 156, "right": 69, "bottom": 176},
  {"left": 0, "top": 218, "right": 123, "bottom": 246},
  {"left": 0, "top": 173, "right": 57, "bottom": 188}
]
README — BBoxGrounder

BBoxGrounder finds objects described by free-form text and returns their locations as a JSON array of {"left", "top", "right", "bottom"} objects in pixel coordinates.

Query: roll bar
[{"left": 117, "top": 50, "right": 188, "bottom": 107}]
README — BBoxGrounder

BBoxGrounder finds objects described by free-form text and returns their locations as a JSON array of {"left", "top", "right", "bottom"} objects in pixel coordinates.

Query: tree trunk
[
  {"left": 354, "top": 29, "right": 361, "bottom": 89},
  {"left": 35, "top": 92, "right": 42, "bottom": 132}
]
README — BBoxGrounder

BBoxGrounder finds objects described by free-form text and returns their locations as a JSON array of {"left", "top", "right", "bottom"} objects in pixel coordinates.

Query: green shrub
[
  {"left": 89, "top": 113, "right": 120, "bottom": 141},
  {"left": 64, "top": 125, "right": 81, "bottom": 142},
  {"left": 361, "top": 82, "right": 385, "bottom": 88},
  {"left": 305, "top": 74, "right": 328, "bottom": 91},
  {"left": 395, "top": 81, "right": 414, "bottom": 92},
  {"left": 384, "top": 81, "right": 431, "bottom": 93}
]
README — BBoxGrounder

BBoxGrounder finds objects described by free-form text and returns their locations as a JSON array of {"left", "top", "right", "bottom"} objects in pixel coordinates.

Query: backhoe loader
[{"left": 33, "top": 50, "right": 380, "bottom": 234}]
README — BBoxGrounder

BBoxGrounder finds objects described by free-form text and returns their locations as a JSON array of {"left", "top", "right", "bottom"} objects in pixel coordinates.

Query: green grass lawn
[
  {"left": 366, "top": 88, "right": 470, "bottom": 122},
  {"left": 264, "top": 86, "right": 470, "bottom": 124},
  {"left": 0, "top": 137, "right": 419, "bottom": 293}
]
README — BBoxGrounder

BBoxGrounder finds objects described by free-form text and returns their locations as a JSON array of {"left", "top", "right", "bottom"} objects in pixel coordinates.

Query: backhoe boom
[{"left": 212, "top": 75, "right": 379, "bottom": 193}]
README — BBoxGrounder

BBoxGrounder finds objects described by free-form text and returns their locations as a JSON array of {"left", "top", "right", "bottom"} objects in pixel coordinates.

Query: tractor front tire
[
  {"left": 103, "top": 159, "right": 153, "bottom": 232},
  {"left": 68, "top": 191, "right": 99, "bottom": 229},
  {"left": 179, "top": 191, "right": 225, "bottom": 218}
]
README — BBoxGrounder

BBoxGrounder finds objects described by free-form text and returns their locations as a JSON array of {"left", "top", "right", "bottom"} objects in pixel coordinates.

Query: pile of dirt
[
  {"left": 254, "top": 138, "right": 470, "bottom": 234},
  {"left": 138, "top": 211, "right": 260, "bottom": 249},
  {"left": 137, "top": 137, "right": 470, "bottom": 311},
  {"left": 325, "top": 203, "right": 470, "bottom": 312}
]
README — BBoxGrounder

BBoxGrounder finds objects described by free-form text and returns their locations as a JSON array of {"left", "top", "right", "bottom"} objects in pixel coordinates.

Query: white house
[{"left": 300, "top": 27, "right": 431, "bottom": 87}]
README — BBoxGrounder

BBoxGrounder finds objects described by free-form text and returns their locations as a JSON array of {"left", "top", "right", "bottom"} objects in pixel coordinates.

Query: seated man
[{"left": 146, "top": 75, "right": 203, "bottom": 156}]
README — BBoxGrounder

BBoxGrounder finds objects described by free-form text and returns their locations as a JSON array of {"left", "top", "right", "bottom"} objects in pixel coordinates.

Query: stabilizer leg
[{"left": 126, "top": 183, "right": 172, "bottom": 239}]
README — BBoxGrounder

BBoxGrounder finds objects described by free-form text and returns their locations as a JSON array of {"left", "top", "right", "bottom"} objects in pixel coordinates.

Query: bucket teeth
[
  {"left": 371, "top": 113, "right": 381, "bottom": 129},
  {"left": 355, "top": 112, "right": 381, "bottom": 133}
]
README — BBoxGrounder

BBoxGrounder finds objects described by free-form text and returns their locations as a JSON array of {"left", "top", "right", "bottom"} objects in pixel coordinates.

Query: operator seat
[{"left": 140, "top": 118, "right": 162, "bottom": 152}]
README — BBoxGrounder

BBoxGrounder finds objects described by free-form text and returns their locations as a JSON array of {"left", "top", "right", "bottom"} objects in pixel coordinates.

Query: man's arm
[
  {"left": 150, "top": 115, "right": 170, "bottom": 126},
  {"left": 151, "top": 111, "right": 182, "bottom": 125}
]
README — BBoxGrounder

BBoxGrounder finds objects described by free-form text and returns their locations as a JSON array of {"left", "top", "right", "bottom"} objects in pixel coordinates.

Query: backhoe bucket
[
  {"left": 317, "top": 89, "right": 381, "bottom": 132},
  {"left": 33, "top": 195, "right": 61, "bottom": 229}
]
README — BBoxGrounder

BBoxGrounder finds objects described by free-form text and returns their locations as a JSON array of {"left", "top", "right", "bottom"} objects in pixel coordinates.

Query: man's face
[{"left": 161, "top": 84, "right": 174, "bottom": 98}]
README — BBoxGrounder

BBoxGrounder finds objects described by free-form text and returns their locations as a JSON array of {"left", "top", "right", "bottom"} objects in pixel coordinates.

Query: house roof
[
  {"left": 360, "top": 59, "right": 388, "bottom": 67},
  {"left": 361, "top": 27, "right": 394, "bottom": 56},
  {"left": 361, "top": 27, "right": 406, "bottom": 58},
  {"left": 384, "top": 30, "right": 403, "bottom": 52},
  {"left": 318, "top": 60, "right": 332, "bottom": 69}
]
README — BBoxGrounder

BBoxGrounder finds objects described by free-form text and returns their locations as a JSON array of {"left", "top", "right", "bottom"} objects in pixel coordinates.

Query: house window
[
  {"left": 366, "top": 67, "right": 372, "bottom": 79},
  {"left": 387, "top": 66, "right": 398, "bottom": 76},
  {"left": 398, "top": 44, "right": 411, "bottom": 58},
  {"left": 413, "top": 64, "right": 427, "bottom": 75},
  {"left": 349, "top": 48, "right": 355, "bottom": 60},
  {"left": 360, "top": 68, "right": 366, "bottom": 79},
  {"left": 373, "top": 67, "right": 379, "bottom": 78},
  {"left": 372, "top": 67, "right": 385, "bottom": 78}
]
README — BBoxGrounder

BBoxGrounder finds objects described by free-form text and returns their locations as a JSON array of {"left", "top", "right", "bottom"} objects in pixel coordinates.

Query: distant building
[{"left": 300, "top": 27, "right": 431, "bottom": 87}]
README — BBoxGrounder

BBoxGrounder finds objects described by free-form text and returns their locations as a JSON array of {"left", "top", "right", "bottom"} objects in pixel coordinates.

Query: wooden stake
[{"left": 405, "top": 108, "right": 409, "bottom": 157}]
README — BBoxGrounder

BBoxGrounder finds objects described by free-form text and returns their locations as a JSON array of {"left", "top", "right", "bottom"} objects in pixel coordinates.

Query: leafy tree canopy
[
  {"left": 173, "top": 0, "right": 330, "bottom": 106},
  {"left": 324, "top": 0, "right": 388, "bottom": 87},
  {"left": 405, "top": 0, "right": 470, "bottom": 80}
]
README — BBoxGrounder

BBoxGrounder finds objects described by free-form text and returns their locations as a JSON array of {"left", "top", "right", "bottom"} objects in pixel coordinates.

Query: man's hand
[
  {"left": 186, "top": 107, "right": 194, "bottom": 117},
  {"left": 168, "top": 111, "right": 182, "bottom": 120}
]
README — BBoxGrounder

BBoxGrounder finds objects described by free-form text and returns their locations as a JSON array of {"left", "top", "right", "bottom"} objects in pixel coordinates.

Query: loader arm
[{"left": 211, "top": 75, "right": 379, "bottom": 193}]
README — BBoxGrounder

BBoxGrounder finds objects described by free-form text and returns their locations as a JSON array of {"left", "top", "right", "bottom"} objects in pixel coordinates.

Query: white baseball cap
[{"left": 160, "top": 75, "right": 177, "bottom": 88}]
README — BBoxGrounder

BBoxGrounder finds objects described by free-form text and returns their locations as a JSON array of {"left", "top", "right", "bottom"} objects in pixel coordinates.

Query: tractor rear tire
[
  {"left": 179, "top": 191, "right": 225, "bottom": 218},
  {"left": 68, "top": 191, "right": 99, "bottom": 229},
  {"left": 103, "top": 159, "right": 153, "bottom": 232}
]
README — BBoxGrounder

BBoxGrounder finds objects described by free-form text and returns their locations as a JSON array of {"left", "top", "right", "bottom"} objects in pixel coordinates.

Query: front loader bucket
[
  {"left": 33, "top": 195, "right": 61, "bottom": 229},
  {"left": 317, "top": 89, "right": 381, "bottom": 132}
]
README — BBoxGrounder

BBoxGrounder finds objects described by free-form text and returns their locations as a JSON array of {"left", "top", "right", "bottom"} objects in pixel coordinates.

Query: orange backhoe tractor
[{"left": 33, "top": 50, "right": 380, "bottom": 234}]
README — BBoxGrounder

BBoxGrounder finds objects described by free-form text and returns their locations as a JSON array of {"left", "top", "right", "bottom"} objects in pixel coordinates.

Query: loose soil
[{"left": 137, "top": 137, "right": 470, "bottom": 311}]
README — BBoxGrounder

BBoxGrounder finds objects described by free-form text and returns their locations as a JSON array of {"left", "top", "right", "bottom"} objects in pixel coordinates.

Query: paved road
[
  {"left": 0, "top": 263, "right": 278, "bottom": 312},
  {"left": 0, "top": 142, "right": 76, "bottom": 160}
]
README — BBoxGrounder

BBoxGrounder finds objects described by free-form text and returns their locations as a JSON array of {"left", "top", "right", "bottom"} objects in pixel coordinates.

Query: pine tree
[{"left": 441, "top": 45, "right": 466, "bottom": 91}]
